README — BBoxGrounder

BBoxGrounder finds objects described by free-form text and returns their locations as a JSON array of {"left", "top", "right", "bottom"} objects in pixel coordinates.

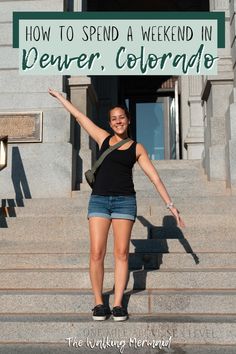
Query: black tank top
[{"left": 91, "top": 135, "right": 137, "bottom": 196}]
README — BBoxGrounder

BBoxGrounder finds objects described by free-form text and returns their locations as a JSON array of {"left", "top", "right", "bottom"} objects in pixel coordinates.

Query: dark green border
[{"left": 13, "top": 11, "right": 225, "bottom": 48}]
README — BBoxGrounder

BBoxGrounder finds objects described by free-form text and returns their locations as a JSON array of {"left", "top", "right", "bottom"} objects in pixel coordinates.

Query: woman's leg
[
  {"left": 89, "top": 217, "right": 111, "bottom": 305},
  {"left": 112, "top": 218, "right": 134, "bottom": 307}
]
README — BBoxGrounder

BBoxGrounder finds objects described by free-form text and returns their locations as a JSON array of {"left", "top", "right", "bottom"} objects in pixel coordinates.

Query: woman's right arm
[{"left": 48, "top": 88, "right": 109, "bottom": 147}]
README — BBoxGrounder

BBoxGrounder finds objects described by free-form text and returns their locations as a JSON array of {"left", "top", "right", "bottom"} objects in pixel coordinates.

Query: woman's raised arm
[{"left": 48, "top": 88, "right": 109, "bottom": 147}]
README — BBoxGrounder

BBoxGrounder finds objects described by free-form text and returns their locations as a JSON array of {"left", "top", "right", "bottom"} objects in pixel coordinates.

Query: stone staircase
[{"left": 0, "top": 160, "right": 236, "bottom": 353}]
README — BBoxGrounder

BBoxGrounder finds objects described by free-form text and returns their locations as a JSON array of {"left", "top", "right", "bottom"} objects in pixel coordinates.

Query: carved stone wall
[
  {"left": 202, "top": 0, "right": 234, "bottom": 181},
  {"left": 0, "top": 0, "right": 72, "bottom": 198}
]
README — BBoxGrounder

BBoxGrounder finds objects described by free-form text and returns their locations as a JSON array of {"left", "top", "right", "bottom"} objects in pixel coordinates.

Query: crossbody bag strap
[{"left": 91, "top": 137, "right": 131, "bottom": 174}]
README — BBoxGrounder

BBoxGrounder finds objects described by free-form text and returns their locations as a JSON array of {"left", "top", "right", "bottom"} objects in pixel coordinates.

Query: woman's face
[{"left": 109, "top": 107, "right": 130, "bottom": 135}]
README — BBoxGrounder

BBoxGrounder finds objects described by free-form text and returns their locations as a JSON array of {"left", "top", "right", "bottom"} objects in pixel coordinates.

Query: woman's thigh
[
  {"left": 89, "top": 217, "right": 111, "bottom": 256},
  {"left": 112, "top": 219, "right": 134, "bottom": 254}
]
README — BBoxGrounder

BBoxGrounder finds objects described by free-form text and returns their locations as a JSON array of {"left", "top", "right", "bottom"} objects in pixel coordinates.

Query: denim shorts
[{"left": 87, "top": 195, "right": 137, "bottom": 221}]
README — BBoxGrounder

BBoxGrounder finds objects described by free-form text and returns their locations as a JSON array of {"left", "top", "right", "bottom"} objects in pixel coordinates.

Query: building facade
[{"left": 0, "top": 0, "right": 236, "bottom": 198}]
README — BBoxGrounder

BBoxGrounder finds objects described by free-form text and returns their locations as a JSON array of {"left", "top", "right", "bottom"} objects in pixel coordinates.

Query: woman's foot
[
  {"left": 91, "top": 304, "right": 111, "bottom": 321},
  {"left": 112, "top": 306, "right": 128, "bottom": 321}
]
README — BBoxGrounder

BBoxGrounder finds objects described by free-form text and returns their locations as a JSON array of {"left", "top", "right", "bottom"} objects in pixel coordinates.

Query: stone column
[
  {"left": 68, "top": 76, "right": 97, "bottom": 190},
  {"left": 73, "top": 0, "right": 88, "bottom": 11},
  {"left": 225, "top": 0, "right": 236, "bottom": 193},
  {"left": 202, "top": 0, "right": 234, "bottom": 180},
  {"left": 184, "top": 76, "right": 204, "bottom": 159}
]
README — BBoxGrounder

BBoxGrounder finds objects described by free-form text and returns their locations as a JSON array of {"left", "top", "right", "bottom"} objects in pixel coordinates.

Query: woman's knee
[
  {"left": 90, "top": 249, "right": 106, "bottom": 262},
  {"left": 114, "top": 249, "right": 129, "bottom": 262}
]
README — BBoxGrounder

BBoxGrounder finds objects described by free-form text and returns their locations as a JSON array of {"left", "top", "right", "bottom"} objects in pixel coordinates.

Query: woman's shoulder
[
  {"left": 135, "top": 142, "right": 147, "bottom": 159},
  {"left": 135, "top": 142, "right": 146, "bottom": 152},
  {"left": 99, "top": 134, "right": 111, "bottom": 150}
]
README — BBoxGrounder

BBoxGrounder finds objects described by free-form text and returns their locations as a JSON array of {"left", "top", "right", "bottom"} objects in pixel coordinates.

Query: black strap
[{"left": 91, "top": 137, "right": 131, "bottom": 174}]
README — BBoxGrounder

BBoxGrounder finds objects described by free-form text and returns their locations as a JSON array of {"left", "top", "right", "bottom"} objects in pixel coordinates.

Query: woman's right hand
[
  {"left": 48, "top": 88, "right": 62, "bottom": 99},
  {"left": 48, "top": 87, "right": 108, "bottom": 146}
]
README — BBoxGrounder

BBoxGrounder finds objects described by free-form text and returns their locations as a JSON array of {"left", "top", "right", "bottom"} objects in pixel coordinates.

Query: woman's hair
[
  {"left": 108, "top": 104, "right": 131, "bottom": 121},
  {"left": 108, "top": 105, "right": 132, "bottom": 138}
]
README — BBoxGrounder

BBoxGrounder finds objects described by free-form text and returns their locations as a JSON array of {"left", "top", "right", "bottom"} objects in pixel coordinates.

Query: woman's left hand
[{"left": 169, "top": 207, "right": 185, "bottom": 228}]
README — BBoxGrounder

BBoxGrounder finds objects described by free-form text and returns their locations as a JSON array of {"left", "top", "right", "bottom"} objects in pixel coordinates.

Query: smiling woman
[
  {"left": 21, "top": 47, "right": 101, "bottom": 71},
  {"left": 48, "top": 86, "right": 185, "bottom": 323}
]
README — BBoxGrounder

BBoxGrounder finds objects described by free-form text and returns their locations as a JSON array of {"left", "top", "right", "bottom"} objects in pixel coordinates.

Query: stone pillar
[
  {"left": 73, "top": 0, "right": 87, "bottom": 11},
  {"left": 179, "top": 76, "right": 189, "bottom": 160},
  {"left": 225, "top": 0, "right": 236, "bottom": 193},
  {"left": 202, "top": 0, "right": 234, "bottom": 180},
  {"left": 73, "top": 0, "right": 83, "bottom": 11},
  {"left": 68, "top": 76, "right": 97, "bottom": 191},
  {"left": 184, "top": 76, "right": 204, "bottom": 159}
]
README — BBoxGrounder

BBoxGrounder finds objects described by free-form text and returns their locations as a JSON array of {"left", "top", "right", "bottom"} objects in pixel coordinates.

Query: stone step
[
  {"left": 0, "top": 344, "right": 235, "bottom": 354},
  {"left": 133, "top": 168, "right": 205, "bottom": 180},
  {"left": 134, "top": 159, "right": 202, "bottom": 170},
  {"left": 0, "top": 269, "right": 235, "bottom": 290},
  {"left": 134, "top": 169, "right": 203, "bottom": 180},
  {"left": 3, "top": 195, "right": 236, "bottom": 217},
  {"left": 133, "top": 180, "right": 229, "bottom": 196},
  {"left": 2, "top": 191, "right": 234, "bottom": 203},
  {"left": 2, "top": 213, "right": 236, "bottom": 228},
  {"left": 1, "top": 215, "right": 236, "bottom": 240},
  {"left": 0, "top": 289, "right": 235, "bottom": 315},
  {"left": 2, "top": 203, "right": 235, "bottom": 219},
  {"left": 0, "top": 314, "right": 235, "bottom": 345},
  {"left": 22, "top": 193, "right": 236, "bottom": 203},
  {"left": 132, "top": 162, "right": 229, "bottom": 195},
  {"left": 0, "top": 252, "right": 234, "bottom": 270},
  {"left": 0, "top": 237, "right": 235, "bottom": 253}
]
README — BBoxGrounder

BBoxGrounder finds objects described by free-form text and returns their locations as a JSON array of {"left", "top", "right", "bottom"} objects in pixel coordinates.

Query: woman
[{"left": 48, "top": 88, "right": 185, "bottom": 322}]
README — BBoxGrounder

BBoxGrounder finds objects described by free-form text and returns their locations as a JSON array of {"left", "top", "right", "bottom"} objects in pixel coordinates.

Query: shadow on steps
[{"left": 103, "top": 215, "right": 200, "bottom": 309}]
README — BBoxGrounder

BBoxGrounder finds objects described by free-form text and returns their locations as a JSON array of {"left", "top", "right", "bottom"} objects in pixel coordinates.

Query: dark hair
[{"left": 108, "top": 105, "right": 132, "bottom": 138}]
